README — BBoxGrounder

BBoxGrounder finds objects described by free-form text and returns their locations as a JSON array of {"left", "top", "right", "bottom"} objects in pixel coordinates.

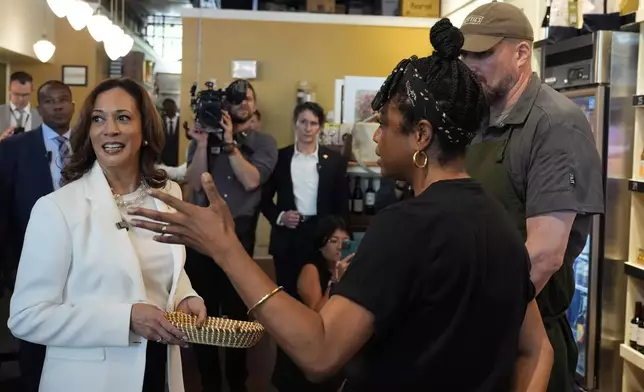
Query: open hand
[
  {"left": 177, "top": 296, "right": 207, "bottom": 327},
  {"left": 128, "top": 173, "right": 241, "bottom": 262},
  {"left": 130, "top": 303, "right": 188, "bottom": 346}
]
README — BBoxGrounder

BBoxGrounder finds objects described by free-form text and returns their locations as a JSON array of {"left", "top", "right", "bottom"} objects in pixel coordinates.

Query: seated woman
[
  {"left": 130, "top": 19, "right": 553, "bottom": 391},
  {"left": 272, "top": 216, "right": 353, "bottom": 392},
  {"left": 8, "top": 78, "right": 206, "bottom": 392}
]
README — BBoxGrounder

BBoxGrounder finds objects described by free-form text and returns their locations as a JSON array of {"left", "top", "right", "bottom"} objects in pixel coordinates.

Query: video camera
[{"left": 189, "top": 80, "right": 251, "bottom": 155}]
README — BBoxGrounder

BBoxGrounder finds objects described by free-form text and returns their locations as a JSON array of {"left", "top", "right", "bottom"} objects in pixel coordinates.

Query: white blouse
[{"left": 121, "top": 190, "right": 174, "bottom": 310}]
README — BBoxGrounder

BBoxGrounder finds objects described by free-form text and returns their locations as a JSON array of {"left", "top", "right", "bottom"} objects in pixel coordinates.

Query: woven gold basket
[{"left": 165, "top": 312, "right": 265, "bottom": 348}]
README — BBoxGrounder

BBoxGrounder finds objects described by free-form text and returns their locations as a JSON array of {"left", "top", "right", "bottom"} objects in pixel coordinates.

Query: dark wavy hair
[{"left": 62, "top": 78, "right": 168, "bottom": 188}]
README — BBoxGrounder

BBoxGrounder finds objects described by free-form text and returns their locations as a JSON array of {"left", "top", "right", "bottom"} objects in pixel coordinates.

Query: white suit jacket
[{"left": 8, "top": 161, "right": 198, "bottom": 392}]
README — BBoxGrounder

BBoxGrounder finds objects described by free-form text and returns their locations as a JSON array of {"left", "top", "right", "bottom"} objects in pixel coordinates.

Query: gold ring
[{"left": 161, "top": 225, "right": 168, "bottom": 233}]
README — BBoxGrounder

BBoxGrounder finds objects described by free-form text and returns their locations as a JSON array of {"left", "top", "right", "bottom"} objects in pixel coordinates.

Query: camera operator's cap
[{"left": 460, "top": 2, "right": 534, "bottom": 53}]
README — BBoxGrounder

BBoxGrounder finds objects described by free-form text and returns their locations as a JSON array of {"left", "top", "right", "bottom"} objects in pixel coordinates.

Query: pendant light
[
  {"left": 33, "top": 37, "right": 56, "bottom": 63},
  {"left": 34, "top": 0, "right": 56, "bottom": 63},
  {"left": 103, "top": 0, "right": 124, "bottom": 60},
  {"left": 67, "top": 0, "right": 94, "bottom": 31},
  {"left": 88, "top": 12, "right": 112, "bottom": 42},
  {"left": 46, "top": 0, "right": 72, "bottom": 18},
  {"left": 118, "top": 0, "right": 133, "bottom": 57}
]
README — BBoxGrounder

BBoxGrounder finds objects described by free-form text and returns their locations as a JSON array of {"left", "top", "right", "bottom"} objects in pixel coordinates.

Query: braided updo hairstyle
[{"left": 396, "top": 18, "right": 488, "bottom": 164}]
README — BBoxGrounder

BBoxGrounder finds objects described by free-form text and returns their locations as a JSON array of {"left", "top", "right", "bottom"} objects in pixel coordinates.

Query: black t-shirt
[{"left": 332, "top": 179, "right": 534, "bottom": 391}]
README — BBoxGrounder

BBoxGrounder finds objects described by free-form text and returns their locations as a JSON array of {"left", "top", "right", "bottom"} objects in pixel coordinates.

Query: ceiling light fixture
[
  {"left": 87, "top": 13, "right": 112, "bottom": 42},
  {"left": 117, "top": 0, "right": 133, "bottom": 57},
  {"left": 104, "top": 24, "right": 125, "bottom": 60},
  {"left": 33, "top": 37, "right": 56, "bottom": 63},
  {"left": 120, "top": 34, "right": 134, "bottom": 57},
  {"left": 67, "top": 0, "right": 94, "bottom": 31},
  {"left": 46, "top": 0, "right": 72, "bottom": 18}
]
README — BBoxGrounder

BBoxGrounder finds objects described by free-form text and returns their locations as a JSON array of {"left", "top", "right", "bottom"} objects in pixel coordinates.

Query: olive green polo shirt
[{"left": 471, "top": 73, "right": 604, "bottom": 259}]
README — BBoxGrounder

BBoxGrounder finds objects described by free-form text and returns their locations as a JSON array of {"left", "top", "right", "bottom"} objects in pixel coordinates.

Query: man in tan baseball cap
[
  {"left": 461, "top": 3, "right": 605, "bottom": 392},
  {"left": 460, "top": 1, "right": 534, "bottom": 53}
]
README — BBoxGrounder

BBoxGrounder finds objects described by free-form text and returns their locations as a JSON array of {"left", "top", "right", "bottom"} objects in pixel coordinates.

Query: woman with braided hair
[{"left": 129, "top": 18, "right": 553, "bottom": 391}]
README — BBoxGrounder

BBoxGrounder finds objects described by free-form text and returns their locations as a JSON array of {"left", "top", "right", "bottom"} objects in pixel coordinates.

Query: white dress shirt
[
  {"left": 10, "top": 102, "right": 33, "bottom": 131},
  {"left": 166, "top": 115, "right": 178, "bottom": 134},
  {"left": 291, "top": 144, "right": 319, "bottom": 215},
  {"left": 42, "top": 124, "right": 71, "bottom": 190},
  {"left": 276, "top": 144, "right": 320, "bottom": 225}
]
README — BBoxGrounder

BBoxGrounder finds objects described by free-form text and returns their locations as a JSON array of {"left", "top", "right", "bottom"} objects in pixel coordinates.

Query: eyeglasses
[{"left": 328, "top": 237, "right": 351, "bottom": 249}]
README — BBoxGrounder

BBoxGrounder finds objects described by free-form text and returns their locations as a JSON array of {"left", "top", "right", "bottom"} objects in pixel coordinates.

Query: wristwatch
[{"left": 223, "top": 140, "right": 238, "bottom": 154}]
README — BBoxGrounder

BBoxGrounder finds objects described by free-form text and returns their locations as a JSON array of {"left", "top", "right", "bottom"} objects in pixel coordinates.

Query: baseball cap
[{"left": 460, "top": 2, "right": 534, "bottom": 53}]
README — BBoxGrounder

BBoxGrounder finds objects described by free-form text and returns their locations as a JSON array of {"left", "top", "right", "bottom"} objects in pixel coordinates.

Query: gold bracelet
[{"left": 247, "top": 286, "right": 284, "bottom": 315}]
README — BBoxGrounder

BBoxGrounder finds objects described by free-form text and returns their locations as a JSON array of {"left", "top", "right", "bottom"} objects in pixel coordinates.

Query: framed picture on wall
[
  {"left": 341, "top": 76, "right": 385, "bottom": 124},
  {"left": 62, "top": 65, "right": 88, "bottom": 87}
]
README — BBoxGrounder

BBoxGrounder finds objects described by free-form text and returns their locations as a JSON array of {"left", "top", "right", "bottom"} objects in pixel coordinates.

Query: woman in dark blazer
[{"left": 261, "top": 102, "right": 348, "bottom": 298}]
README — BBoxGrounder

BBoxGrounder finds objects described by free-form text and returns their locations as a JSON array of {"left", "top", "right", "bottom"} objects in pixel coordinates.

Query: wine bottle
[
  {"left": 365, "top": 178, "right": 376, "bottom": 215},
  {"left": 632, "top": 302, "right": 642, "bottom": 349},
  {"left": 541, "top": 0, "right": 552, "bottom": 39},
  {"left": 352, "top": 177, "right": 364, "bottom": 214},
  {"left": 637, "top": 307, "right": 644, "bottom": 353}
]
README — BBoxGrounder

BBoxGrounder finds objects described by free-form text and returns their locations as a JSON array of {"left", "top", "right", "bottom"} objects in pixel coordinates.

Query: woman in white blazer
[{"left": 8, "top": 77, "right": 206, "bottom": 392}]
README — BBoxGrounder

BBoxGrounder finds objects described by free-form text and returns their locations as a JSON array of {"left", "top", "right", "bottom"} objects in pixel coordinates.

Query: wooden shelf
[
  {"left": 621, "top": 344, "right": 644, "bottom": 372},
  {"left": 348, "top": 161, "right": 379, "bottom": 167},
  {"left": 625, "top": 262, "right": 644, "bottom": 280},
  {"left": 349, "top": 213, "right": 374, "bottom": 231},
  {"left": 347, "top": 165, "right": 381, "bottom": 176},
  {"left": 634, "top": 95, "right": 644, "bottom": 107},
  {"left": 628, "top": 179, "right": 644, "bottom": 192}
]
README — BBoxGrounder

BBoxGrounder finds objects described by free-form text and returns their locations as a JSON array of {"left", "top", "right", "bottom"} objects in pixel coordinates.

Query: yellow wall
[
  {"left": 12, "top": 17, "right": 109, "bottom": 124},
  {"left": 181, "top": 17, "right": 433, "bottom": 152},
  {"left": 181, "top": 16, "right": 433, "bottom": 256}
]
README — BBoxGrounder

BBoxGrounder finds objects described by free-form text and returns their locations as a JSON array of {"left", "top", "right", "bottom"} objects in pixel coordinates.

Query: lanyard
[{"left": 9, "top": 107, "right": 30, "bottom": 127}]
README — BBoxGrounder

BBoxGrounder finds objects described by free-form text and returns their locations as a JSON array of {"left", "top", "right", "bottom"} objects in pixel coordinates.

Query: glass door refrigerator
[{"left": 541, "top": 31, "right": 639, "bottom": 391}]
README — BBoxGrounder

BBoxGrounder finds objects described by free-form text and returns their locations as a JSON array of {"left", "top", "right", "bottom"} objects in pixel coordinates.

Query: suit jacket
[
  {"left": 0, "top": 127, "right": 54, "bottom": 287},
  {"left": 0, "top": 104, "right": 42, "bottom": 133},
  {"left": 7, "top": 161, "right": 198, "bottom": 392},
  {"left": 261, "top": 145, "right": 348, "bottom": 257},
  {"left": 161, "top": 115, "right": 180, "bottom": 166}
]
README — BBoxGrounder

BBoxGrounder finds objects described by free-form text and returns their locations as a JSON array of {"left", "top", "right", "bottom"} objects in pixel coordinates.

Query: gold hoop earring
[{"left": 413, "top": 150, "right": 428, "bottom": 168}]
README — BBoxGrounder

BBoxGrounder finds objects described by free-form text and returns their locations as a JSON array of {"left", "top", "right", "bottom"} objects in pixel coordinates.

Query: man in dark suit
[
  {"left": 261, "top": 102, "right": 348, "bottom": 296},
  {"left": 160, "top": 98, "right": 180, "bottom": 166},
  {"left": 0, "top": 80, "right": 74, "bottom": 392}
]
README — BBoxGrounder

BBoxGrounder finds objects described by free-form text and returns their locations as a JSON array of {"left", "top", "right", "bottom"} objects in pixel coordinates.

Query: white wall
[{"left": 0, "top": 0, "right": 56, "bottom": 60}]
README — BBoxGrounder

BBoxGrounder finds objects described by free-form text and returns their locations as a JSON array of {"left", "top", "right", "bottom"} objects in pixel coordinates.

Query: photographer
[{"left": 184, "top": 80, "right": 277, "bottom": 392}]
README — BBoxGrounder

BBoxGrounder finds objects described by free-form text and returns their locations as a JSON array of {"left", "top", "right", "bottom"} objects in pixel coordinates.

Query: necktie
[
  {"left": 56, "top": 136, "right": 70, "bottom": 166},
  {"left": 168, "top": 118, "right": 174, "bottom": 134},
  {"left": 16, "top": 109, "right": 24, "bottom": 128}
]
